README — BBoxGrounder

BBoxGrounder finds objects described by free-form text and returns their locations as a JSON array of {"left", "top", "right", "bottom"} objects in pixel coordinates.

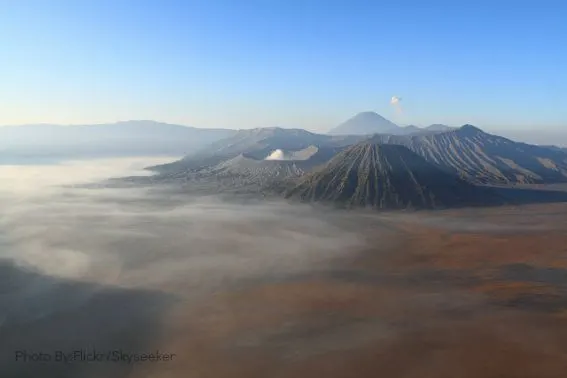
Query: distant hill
[
  {"left": 400, "top": 125, "right": 422, "bottom": 134},
  {"left": 372, "top": 125, "right": 567, "bottom": 184},
  {"left": 398, "top": 124, "right": 454, "bottom": 135},
  {"left": 0, "top": 121, "right": 236, "bottom": 162},
  {"left": 328, "top": 112, "right": 400, "bottom": 135},
  {"left": 424, "top": 124, "right": 454, "bottom": 132},
  {"left": 284, "top": 143, "right": 499, "bottom": 209}
]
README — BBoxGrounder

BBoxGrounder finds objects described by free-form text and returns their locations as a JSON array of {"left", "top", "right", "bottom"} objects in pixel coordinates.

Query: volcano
[{"left": 285, "top": 142, "right": 501, "bottom": 209}]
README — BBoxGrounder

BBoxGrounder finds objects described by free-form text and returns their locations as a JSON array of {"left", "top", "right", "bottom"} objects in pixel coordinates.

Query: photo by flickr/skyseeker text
[{"left": 14, "top": 349, "right": 177, "bottom": 365}]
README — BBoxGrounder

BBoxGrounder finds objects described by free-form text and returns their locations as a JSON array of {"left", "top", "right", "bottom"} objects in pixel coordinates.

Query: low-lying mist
[
  {"left": 0, "top": 156, "right": 368, "bottom": 377},
  {"left": 0, "top": 157, "right": 363, "bottom": 287}
]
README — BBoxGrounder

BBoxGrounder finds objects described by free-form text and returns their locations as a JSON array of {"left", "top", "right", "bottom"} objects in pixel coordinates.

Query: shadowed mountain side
[
  {"left": 372, "top": 125, "right": 567, "bottom": 184},
  {"left": 0, "top": 260, "right": 176, "bottom": 378},
  {"left": 284, "top": 143, "right": 503, "bottom": 209}
]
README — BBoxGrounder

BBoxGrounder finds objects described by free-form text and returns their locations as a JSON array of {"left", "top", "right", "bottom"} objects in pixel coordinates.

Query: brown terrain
[{"left": 131, "top": 202, "right": 567, "bottom": 378}]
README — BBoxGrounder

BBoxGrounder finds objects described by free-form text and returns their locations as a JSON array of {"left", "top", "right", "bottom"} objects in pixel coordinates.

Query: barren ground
[{"left": 138, "top": 203, "right": 567, "bottom": 378}]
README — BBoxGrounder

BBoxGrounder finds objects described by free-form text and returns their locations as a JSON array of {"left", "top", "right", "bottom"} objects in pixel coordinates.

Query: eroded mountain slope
[{"left": 285, "top": 143, "right": 500, "bottom": 209}]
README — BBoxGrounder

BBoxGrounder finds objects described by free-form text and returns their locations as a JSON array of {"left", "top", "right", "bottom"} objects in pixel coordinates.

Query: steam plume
[
  {"left": 390, "top": 96, "right": 403, "bottom": 115},
  {"left": 265, "top": 149, "right": 287, "bottom": 161}
]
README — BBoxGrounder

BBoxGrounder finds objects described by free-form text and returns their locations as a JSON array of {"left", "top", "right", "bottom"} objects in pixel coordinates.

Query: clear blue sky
[{"left": 1, "top": 0, "right": 565, "bottom": 131}]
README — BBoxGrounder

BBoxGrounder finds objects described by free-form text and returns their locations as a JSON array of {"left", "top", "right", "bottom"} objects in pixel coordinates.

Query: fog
[
  {"left": 0, "top": 156, "right": 367, "bottom": 377},
  {"left": 0, "top": 157, "right": 363, "bottom": 286}
]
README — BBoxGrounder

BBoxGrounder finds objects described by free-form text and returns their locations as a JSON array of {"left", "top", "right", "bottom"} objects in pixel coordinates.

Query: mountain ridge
[
  {"left": 151, "top": 123, "right": 567, "bottom": 186},
  {"left": 371, "top": 125, "right": 567, "bottom": 184},
  {"left": 284, "top": 143, "right": 501, "bottom": 209}
]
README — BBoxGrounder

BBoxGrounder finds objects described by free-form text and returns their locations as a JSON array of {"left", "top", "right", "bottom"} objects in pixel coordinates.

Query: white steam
[
  {"left": 390, "top": 96, "right": 403, "bottom": 115},
  {"left": 265, "top": 149, "right": 288, "bottom": 161}
]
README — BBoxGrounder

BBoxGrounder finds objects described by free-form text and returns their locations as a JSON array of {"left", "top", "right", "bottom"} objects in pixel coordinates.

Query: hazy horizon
[
  {"left": 1, "top": 117, "right": 566, "bottom": 135},
  {"left": 1, "top": 1, "right": 565, "bottom": 131},
  {"left": 1, "top": 118, "right": 566, "bottom": 147}
]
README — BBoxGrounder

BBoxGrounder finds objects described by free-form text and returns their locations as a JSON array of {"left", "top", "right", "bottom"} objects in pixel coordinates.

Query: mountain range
[
  {"left": 4, "top": 113, "right": 567, "bottom": 210},
  {"left": 369, "top": 125, "right": 567, "bottom": 184},
  {"left": 0, "top": 120, "right": 236, "bottom": 162},
  {"left": 144, "top": 121, "right": 567, "bottom": 209},
  {"left": 154, "top": 124, "right": 567, "bottom": 185}
]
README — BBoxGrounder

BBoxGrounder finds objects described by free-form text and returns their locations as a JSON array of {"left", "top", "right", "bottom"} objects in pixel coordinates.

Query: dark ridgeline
[{"left": 284, "top": 143, "right": 501, "bottom": 209}]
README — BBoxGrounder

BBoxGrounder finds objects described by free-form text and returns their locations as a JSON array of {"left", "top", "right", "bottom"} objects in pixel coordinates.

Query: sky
[{"left": 0, "top": 0, "right": 566, "bottom": 132}]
